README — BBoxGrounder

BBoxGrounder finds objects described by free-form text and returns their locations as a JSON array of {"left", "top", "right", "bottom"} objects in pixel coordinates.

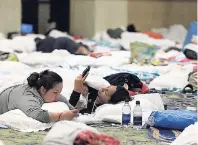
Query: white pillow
[
  {"left": 149, "top": 69, "right": 189, "bottom": 90},
  {"left": 0, "top": 102, "right": 69, "bottom": 132},
  {"left": 85, "top": 75, "right": 110, "bottom": 90},
  {"left": 94, "top": 94, "right": 164, "bottom": 124},
  {"left": 42, "top": 102, "right": 69, "bottom": 113}
]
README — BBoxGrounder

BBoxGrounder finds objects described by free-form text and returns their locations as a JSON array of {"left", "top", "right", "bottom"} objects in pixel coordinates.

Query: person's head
[
  {"left": 97, "top": 85, "right": 131, "bottom": 104},
  {"left": 76, "top": 43, "right": 89, "bottom": 55},
  {"left": 27, "top": 70, "right": 63, "bottom": 103}
]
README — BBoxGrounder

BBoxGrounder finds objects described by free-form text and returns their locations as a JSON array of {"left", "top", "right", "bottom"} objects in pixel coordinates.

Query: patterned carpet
[
  {"left": 0, "top": 127, "right": 169, "bottom": 145},
  {"left": 0, "top": 93, "right": 196, "bottom": 145}
]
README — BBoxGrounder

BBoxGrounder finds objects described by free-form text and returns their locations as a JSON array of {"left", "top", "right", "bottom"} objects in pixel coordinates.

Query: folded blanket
[
  {"left": 43, "top": 121, "right": 120, "bottom": 145},
  {"left": 74, "top": 130, "right": 120, "bottom": 145},
  {"left": 43, "top": 121, "right": 99, "bottom": 145}
]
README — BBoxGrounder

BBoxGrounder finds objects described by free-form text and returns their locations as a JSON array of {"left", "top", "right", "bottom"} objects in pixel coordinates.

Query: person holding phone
[
  {"left": 0, "top": 70, "right": 87, "bottom": 123},
  {"left": 69, "top": 68, "right": 148, "bottom": 114},
  {"left": 69, "top": 67, "right": 131, "bottom": 114}
]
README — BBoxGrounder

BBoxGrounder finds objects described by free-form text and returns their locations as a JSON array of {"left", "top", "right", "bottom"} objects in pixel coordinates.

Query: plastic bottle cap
[
  {"left": 136, "top": 101, "right": 140, "bottom": 104},
  {"left": 125, "top": 99, "right": 130, "bottom": 102}
]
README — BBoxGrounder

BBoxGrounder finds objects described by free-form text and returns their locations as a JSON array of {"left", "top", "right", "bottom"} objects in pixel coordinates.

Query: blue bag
[
  {"left": 149, "top": 110, "right": 197, "bottom": 130},
  {"left": 183, "top": 21, "right": 198, "bottom": 47}
]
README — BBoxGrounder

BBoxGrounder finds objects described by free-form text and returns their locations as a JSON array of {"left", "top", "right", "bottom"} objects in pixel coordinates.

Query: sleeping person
[{"left": 35, "top": 37, "right": 89, "bottom": 55}]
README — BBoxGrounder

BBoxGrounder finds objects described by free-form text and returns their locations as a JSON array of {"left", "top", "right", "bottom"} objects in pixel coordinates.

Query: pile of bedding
[{"left": 0, "top": 23, "right": 197, "bottom": 145}]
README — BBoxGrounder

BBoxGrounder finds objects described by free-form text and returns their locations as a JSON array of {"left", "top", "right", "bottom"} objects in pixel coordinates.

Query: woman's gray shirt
[{"left": 0, "top": 84, "right": 73, "bottom": 123}]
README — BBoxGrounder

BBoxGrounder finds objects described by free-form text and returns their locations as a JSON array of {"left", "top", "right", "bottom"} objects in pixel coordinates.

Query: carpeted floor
[
  {"left": 0, "top": 127, "right": 169, "bottom": 145},
  {"left": 0, "top": 93, "right": 196, "bottom": 145}
]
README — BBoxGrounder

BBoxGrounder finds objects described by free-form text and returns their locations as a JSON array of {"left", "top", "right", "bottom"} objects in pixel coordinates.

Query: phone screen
[{"left": 75, "top": 100, "right": 84, "bottom": 110}]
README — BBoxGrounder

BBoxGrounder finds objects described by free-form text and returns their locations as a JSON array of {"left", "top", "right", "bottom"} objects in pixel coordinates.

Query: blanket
[{"left": 0, "top": 94, "right": 163, "bottom": 132}]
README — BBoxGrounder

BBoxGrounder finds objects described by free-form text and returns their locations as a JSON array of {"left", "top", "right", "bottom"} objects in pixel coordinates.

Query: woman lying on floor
[
  {"left": 0, "top": 70, "right": 79, "bottom": 123},
  {"left": 69, "top": 72, "right": 149, "bottom": 114}
]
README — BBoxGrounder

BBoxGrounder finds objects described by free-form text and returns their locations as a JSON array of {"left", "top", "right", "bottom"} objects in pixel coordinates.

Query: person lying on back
[{"left": 69, "top": 72, "right": 149, "bottom": 114}]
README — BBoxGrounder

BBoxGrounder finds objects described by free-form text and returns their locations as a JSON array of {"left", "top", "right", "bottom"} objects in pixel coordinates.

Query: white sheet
[
  {"left": 149, "top": 68, "right": 190, "bottom": 90},
  {"left": 0, "top": 94, "right": 163, "bottom": 132},
  {"left": 0, "top": 102, "right": 69, "bottom": 132},
  {"left": 152, "top": 24, "right": 187, "bottom": 44},
  {"left": 0, "top": 141, "right": 4, "bottom": 145},
  {"left": 19, "top": 50, "right": 71, "bottom": 66},
  {"left": 120, "top": 32, "right": 176, "bottom": 50},
  {"left": 171, "top": 122, "right": 198, "bottom": 145},
  {"left": 94, "top": 93, "right": 164, "bottom": 124}
]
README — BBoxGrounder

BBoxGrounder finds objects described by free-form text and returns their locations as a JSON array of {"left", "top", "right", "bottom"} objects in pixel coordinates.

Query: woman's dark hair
[
  {"left": 27, "top": 70, "right": 63, "bottom": 91},
  {"left": 110, "top": 86, "right": 131, "bottom": 104}
]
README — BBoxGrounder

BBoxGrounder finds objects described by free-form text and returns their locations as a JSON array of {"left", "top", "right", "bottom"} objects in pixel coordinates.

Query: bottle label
[
  {"left": 122, "top": 114, "right": 131, "bottom": 125},
  {"left": 133, "top": 116, "right": 142, "bottom": 126}
]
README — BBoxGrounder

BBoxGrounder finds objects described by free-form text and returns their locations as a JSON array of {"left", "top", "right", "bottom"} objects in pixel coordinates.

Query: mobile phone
[
  {"left": 82, "top": 66, "right": 90, "bottom": 77},
  {"left": 75, "top": 100, "right": 85, "bottom": 110}
]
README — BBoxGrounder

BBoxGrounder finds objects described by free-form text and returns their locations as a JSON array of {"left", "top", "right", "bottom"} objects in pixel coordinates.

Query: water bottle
[
  {"left": 122, "top": 99, "right": 131, "bottom": 127},
  {"left": 161, "top": 91, "right": 168, "bottom": 110},
  {"left": 133, "top": 101, "right": 142, "bottom": 129}
]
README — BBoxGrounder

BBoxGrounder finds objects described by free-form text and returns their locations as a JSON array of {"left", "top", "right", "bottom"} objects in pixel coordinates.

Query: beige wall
[
  {"left": 70, "top": 0, "right": 128, "bottom": 37},
  {"left": 128, "top": 0, "right": 197, "bottom": 31},
  {"left": 71, "top": 0, "right": 197, "bottom": 37},
  {"left": 70, "top": 0, "right": 96, "bottom": 37},
  {"left": 0, "top": 0, "right": 21, "bottom": 35},
  {"left": 39, "top": 3, "right": 50, "bottom": 34},
  {"left": 95, "top": 0, "right": 128, "bottom": 32},
  {"left": 0, "top": 0, "right": 196, "bottom": 37},
  {"left": 166, "top": 0, "right": 197, "bottom": 27}
]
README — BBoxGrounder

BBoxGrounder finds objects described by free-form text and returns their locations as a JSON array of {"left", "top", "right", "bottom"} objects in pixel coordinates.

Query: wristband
[{"left": 58, "top": 112, "right": 63, "bottom": 121}]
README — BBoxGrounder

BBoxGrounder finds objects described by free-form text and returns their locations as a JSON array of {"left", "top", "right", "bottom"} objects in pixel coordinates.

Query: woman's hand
[
  {"left": 59, "top": 109, "right": 78, "bottom": 121},
  {"left": 73, "top": 74, "right": 88, "bottom": 93}
]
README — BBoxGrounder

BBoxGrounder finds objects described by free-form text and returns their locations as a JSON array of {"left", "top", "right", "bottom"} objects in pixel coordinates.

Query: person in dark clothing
[
  {"left": 69, "top": 84, "right": 130, "bottom": 114},
  {"left": 69, "top": 72, "right": 148, "bottom": 114},
  {"left": 35, "top": 37, "right": 89, "bottom": 55}
]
